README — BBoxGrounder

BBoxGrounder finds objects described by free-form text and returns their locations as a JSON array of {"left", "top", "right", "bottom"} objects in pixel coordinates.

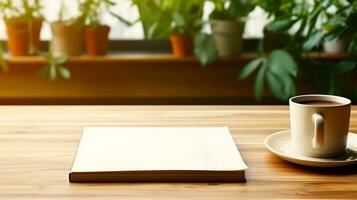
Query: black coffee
[{"left": 300, "top": 100, "right": 341, "bottom": 106}]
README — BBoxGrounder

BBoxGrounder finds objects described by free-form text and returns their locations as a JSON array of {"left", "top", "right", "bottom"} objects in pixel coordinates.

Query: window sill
[
  {"left": 0, "top": 52, "right": 352, "bottom": 105},
  {"left": 4, "top": 52, "right": 348, "bottom": 65}
]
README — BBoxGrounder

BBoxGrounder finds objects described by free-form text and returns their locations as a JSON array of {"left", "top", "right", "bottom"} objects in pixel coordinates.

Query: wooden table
[{"left": 0, "top": 106, "right": 356, "bottom": 199}]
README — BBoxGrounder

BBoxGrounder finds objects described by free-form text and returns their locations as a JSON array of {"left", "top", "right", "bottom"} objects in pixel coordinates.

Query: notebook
[{"left": 69, "top": 127, "right": 247, "bottom": 182}]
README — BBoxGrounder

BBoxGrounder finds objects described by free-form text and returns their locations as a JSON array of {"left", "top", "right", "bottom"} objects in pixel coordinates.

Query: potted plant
[
  {"left": 0, "top": 42, "right": 8, "bottom": 71},
  {"left": 130, "top": 0, "right": 171, "bottom": 39},
  {"left": 321, "top": 1, "right": 357, "bottom": 54},
  {"left": 0, "top": 0, "right": 43, "bottom": 56},
  {"left": 0, "top": 1, "right": 71, "bottom": 81},
  {"left": 238, "top": 0, "right": 357, "bottom": 102},
  {"left": 51, "top": 0, "right": 83, "bottom": 56},
  {"left": 168, "top": 0, "right": 204, "bottom": 57},
  {"left": 133, "top": 0, "right": 217, "bottom": 62},
  {"left": 143, "top": 0, "right": 204, "bottom": 57},
  {"left": 208, "top": 0, "right": 254, "bottom": 56},
  {"left": 79, "top": 0, "right": 132, "bottom": 56}
]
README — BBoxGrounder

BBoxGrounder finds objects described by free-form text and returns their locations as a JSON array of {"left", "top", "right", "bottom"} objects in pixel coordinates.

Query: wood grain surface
[{"left": 0, "top": 105, "right": 356, "bottom": 199}]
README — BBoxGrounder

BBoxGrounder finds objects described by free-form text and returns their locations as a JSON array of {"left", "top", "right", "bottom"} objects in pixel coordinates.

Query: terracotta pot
[
  {"left": 211, "top": 19, "right": 244, "bottom": 56},
  {"left": 5, "top": 18, "right": 42, "bottom": 56},
  {"left": 170, "top": 33, "right": 193, "bottom": 57},
  {"left": 84, "top": 25, "right": 110, "bottom": 56},
  {"left": 51, "top": 20, "right": 83, "bottom": 56}
]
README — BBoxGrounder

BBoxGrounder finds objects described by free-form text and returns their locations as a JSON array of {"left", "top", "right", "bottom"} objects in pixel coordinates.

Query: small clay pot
[
  {"left": 170, "top": 33, "right": 193, "bottom": 57},
  {"left": 51, "top": 20, "right": 83, "bottom": 56},
  {"left": 5, "top": 18, "right": 43, "bottom": 56},
  {"left": 84, "top": 25, "right": 110, "bottom": 56},
  {"left": 210, "top": 19, "right": 245, "bottom": 56}
]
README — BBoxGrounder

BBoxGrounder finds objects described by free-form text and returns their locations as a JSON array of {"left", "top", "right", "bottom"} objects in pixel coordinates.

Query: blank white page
[{"left": 71, "top": 127, "right": 247, "bottom": 172}]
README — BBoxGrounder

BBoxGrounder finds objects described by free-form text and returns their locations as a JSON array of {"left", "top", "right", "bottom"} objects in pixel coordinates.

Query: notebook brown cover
[{"left": 69, "top": 127, "right": 247, "bottom": 182}]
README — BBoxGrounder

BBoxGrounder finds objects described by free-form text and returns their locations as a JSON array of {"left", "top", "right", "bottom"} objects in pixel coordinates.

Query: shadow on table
[{"left": 266, "top": 154, "right": 357, "bottom": 175}]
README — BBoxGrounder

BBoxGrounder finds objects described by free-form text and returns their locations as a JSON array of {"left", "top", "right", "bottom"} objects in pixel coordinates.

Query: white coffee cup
[{"left": 289, "top": 94, "right": 351, "bottom": 158}]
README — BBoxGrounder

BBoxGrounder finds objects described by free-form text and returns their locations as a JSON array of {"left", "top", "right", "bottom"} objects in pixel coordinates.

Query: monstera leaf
[
  {"left": 194, "top": 33, "right": 218, "bottom": 66},
  {"left": 239, "top": 49, "right": 298, "bottom": 101}
]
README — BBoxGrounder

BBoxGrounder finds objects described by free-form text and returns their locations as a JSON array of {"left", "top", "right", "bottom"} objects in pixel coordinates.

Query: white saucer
[{"left": 265, "top": 130, "right": 357, "bottom": 167}]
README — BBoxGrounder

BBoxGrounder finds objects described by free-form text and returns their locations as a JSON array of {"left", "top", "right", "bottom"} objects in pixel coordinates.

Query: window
[{"left": 0, "top": 0, "right": 267, "bottom": 40}]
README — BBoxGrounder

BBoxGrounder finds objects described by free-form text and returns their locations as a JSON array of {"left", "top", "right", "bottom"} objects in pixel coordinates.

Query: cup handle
[{"left": 312, "top": 113, "right": 324, "bottom": 149}]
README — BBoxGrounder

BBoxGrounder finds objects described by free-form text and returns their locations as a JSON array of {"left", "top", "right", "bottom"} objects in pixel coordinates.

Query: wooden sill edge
[{"left": 4, "top": 52, "right": 348, "bottom": 64}]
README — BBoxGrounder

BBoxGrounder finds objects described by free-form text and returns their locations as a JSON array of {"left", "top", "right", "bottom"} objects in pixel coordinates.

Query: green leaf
[
  {"left": 103, "top": 0, "right": 116, "bottom": 6},
  {"left": 49, "top": 64, "right": 57, "bottom": 81},
  {"left": 295, "top": 18, "right": 307, "bottom": 38},
  {"left": 55, "top": 54, "right": 68, "bottom": 65},
  {"left": 303, "top": 31, "right": 322, "bottom": 51},
  {"left": 228, "top": 0, "right": 255, "bottom": 18},
  {"left": 58, "top": 66, "right": 71, "bottom": 80},
  {"left": 323, "top": 16, "right": 346, "bottom": 31},
  {"left": 109, "top": 11, "right": 133, "bottom": 26},
  {"left": 266, "top": 19, "right": 297, "bottom": 32},
  {"left": 254, "top": 62, "right": 268, "bottom": 101},
  {"left": 328, "top": 73, "right": 336, "bottom": 95},
  {"left": 347, "top": 38, "right": 357, "bottom": 56},
  {"left": 238, "top": 58, "right": 263, "bottom": 80},
  {"left": 0, "top": 45, "right": 8, "bottom": 71},
  {"left": 266, "top": 70, "right": 296, "bottom": 101},
  {"left": 147, "top": 20, "right": 171, "bottom": 39},
  {"left": 333, "top": 60, "right": 356, "bottom": 75},
  {"left": 194, "top": 33, "right": 218, "bottom": 66},
  {"left": 292, "top": 2, "right": 310, "bottom": 16},
  {"left": 266, "top": 71, "right": 286, "bottom": 100},
  {"left": 283, "top": 75, "right": 296, "bottom": 99},
  {"left": 257, "top": 39, "right": 264, "bottom": 55},
  {"left": 309, "top": 1, "right": 324, "bottom": 19},
  {"left": 0, "top": 59, "right": 8, "bottom": 71},
  {"left": 193, "top": 19, "right": 205, "bottom": 29},
  {"left": 147, "top": 22, "right": 159, "bottom": 39},
  {"left": 324, "top": 27, "right": 347, "bottom": 42},
  {"left": 268, "top": 50, "right": 298, "bottom": 77},
  {"left": 305, "top": 2, "right": 324, "bottom": 35},
  {"left": 172, "top": 11, "right": 185, "bottom": 29}
]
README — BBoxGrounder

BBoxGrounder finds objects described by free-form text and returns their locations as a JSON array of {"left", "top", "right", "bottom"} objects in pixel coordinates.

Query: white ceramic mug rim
[{"left": 289, "top": 94, "right": 351, "bottom": 107}]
